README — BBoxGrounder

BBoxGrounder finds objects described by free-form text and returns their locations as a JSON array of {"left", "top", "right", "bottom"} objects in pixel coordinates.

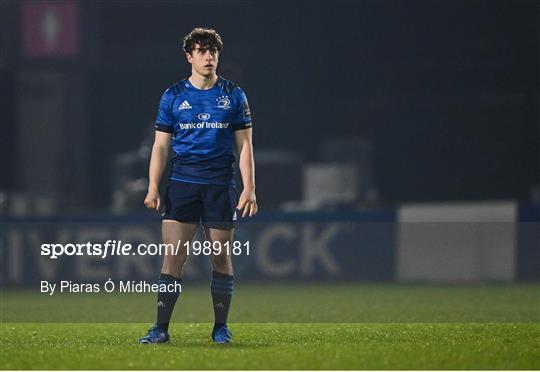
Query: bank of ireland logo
[
  {"left": 216, "top": 95, "right": 230, "bottom": 110},
  {"left": 198, "top": 113, "right": 211, "bottom": 120}
]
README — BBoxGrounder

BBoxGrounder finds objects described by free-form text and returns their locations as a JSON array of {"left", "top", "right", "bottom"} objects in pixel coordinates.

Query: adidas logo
[
  {"left": 157, "top": 301, "right": 165, "bottom": 308},
  {"left": 178, "top": 100, "right": 192, "bottom": 110},
  {"left": 214, "top": 302, "right": 225, "bottom": 310}
]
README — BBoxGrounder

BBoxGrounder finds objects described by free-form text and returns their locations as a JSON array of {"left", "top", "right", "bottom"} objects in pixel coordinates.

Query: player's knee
[
  {"left": 211, "top": 253, "right": 230, "bottom": 271},
  {"left": 163, "top": 253, "right": 187, "bottom": 267}
]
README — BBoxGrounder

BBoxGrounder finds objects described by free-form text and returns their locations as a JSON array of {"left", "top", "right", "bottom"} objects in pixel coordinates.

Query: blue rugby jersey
[{"left": 154, "top": 76, "right": 252, "bottom": 185}]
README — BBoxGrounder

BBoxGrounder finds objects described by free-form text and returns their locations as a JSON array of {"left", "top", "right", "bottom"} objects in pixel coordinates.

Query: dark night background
[{"left": 0, "top": 0, "right": 538, "bottom": 213}]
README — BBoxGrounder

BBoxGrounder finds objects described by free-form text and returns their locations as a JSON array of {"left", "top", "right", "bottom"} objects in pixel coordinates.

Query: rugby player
[{"left": 139, "top": 28, "right": 257, "bottom": 344}]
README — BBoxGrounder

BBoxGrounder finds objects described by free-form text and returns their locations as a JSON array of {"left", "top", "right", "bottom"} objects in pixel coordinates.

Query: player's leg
[
  {"left": 205, "top": 227, "right": 235, "bottom": 343},
  {"left": 156, "top": 220, "right": 197, "bottom": 328},
  {"left": 139, "top": 221, "right": 197, "bottom": 344},
  {"left": 139, "top": 181, "right": 203, "bottom": 344},
  {"left": 202, "top": 183, "right": 237, "bottom": 343},
  {"left": 207, "top": 227, "right": 234, "bottom": 275}
]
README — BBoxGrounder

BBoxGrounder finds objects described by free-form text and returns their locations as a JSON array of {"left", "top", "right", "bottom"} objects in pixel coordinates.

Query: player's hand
[
  {"left": 236, "top": 188, "right": 258, "bottom": 218},
  {"left": 144, "top": 189, "right": 161, "bottom": 211}
]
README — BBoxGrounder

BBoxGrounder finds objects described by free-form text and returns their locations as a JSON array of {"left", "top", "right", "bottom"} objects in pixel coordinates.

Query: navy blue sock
[
  {"left": 156, "top": 273, "right": 182, "bottom": 332},
  {"left": 210, "top": 271, "right": 234, "bottom": 333}
]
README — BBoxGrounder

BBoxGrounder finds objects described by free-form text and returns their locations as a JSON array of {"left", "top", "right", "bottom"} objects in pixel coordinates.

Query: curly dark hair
[{"left": 183, "top": 28, "right": 223, "bottom": 54}]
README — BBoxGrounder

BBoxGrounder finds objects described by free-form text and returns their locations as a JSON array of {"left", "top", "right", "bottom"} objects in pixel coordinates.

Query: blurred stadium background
[{"left": 0, "top": 0, "right": 539, "bottom": 305}]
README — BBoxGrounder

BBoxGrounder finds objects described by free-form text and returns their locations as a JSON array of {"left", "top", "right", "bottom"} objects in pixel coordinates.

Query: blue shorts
[{"left": 162, "top": 180, "right": 238, "bottom": 230}]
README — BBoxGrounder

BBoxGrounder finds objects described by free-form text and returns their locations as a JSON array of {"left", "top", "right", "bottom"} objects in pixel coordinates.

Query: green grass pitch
[{"left": 1, "top": 283, "right": 539, "bottom": 369}]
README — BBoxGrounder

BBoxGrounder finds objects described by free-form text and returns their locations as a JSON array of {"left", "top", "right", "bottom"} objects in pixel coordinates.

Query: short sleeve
[
  {"left": 231, "top": 88, "right": 252, "bottom": 131},
  {"left": 154, "top": 89, "right": 174, "bottom": 133}
]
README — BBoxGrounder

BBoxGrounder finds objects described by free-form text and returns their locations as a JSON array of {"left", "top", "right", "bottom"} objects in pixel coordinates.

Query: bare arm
[
  {"left": 144, "top": 131, "right": 172, "bottom": 211},
  {"left": 234, "top": 128, "right": 258, "bottom": 217}
]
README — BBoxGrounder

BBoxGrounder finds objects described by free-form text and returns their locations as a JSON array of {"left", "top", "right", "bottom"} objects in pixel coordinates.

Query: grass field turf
[
  {"left": 1, "top": 284, "right": 539, "bottom": 369},
  {"left": 2, "top": 323, "right": 539, "bottom": 369}
]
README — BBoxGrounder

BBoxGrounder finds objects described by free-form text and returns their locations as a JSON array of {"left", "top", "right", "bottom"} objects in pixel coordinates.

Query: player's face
[{"left": 186, "top": 44, "right": 219, "bottom": 77}]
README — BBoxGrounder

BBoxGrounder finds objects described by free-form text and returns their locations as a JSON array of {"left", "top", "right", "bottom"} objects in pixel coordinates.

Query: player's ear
[{"left": 185, "top": 52, "right": 193, "bottom": 63}]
